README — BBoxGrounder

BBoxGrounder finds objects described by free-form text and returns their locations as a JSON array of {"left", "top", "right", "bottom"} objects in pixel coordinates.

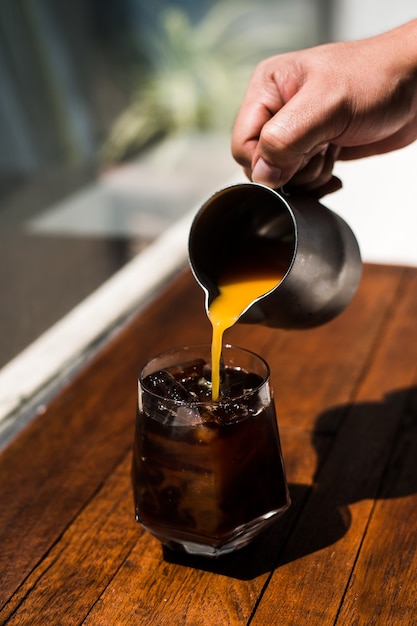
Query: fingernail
[{"left": 252, "top": 158, "right": 282, "bottom": 187}]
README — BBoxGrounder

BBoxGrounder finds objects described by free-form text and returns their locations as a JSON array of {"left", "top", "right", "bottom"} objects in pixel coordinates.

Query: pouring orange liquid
[{"left": 208, "top": 267, "right": 284, "bottom": 401}]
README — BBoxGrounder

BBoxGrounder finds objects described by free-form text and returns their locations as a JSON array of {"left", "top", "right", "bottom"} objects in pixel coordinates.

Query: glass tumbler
[{"left": 131, "top": 344, "right": 290, "bottom": 557}]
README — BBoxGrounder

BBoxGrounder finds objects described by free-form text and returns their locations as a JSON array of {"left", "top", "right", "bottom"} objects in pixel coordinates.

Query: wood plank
[
  {"left": 79, "top": 431, "right": 321, "bottom": 625},
  {"left": 18, "top": 266, "right": 403, "bottom": 625},
  {"left": 335, "top": 273, "right": 417, "bottom": 624},
  {"left": 0, "top": 453, "right": 140, "bottom": 624},
  {"left": 0, "top": 267, "right": 204, "bottom": 607},
  {"left": 251, "top": 267, "right": 417, "bottom": 624},
  {"left": 336, "top": 412, "right": 417, "bottom": 624},
  {"left": 0, "top": 426, "right": 319, "bottom": 625},
  {"left": 0, "top": 264, "right": 411, "bottom": 624}
]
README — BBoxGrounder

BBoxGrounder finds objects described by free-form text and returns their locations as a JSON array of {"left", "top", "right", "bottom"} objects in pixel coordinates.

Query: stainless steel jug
[{"left": 188, "top": 182, "right": 362, "bottom": 329}]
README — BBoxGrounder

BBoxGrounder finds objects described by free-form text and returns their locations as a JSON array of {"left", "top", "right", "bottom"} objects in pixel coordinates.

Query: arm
[{"left": 231, "top": 19, "right": 417, "bottom": 196}]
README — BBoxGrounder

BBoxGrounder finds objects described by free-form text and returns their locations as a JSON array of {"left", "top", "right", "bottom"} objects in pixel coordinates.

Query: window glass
[{"left": 0, "top": 0, "right": 328, "bottom": 368}]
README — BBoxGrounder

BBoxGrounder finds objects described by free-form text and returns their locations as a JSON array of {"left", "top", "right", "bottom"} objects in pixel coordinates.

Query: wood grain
[
  {"left": 1, "top": 264, "right": 416, "bottom": 625},
  {"left": 251, "top": 266, "right": 417, "bottom": 624}
]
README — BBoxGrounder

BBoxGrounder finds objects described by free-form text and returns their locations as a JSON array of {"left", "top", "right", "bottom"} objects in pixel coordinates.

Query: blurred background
[{"left": 1, "top": 0, "right": 416, "bottom": 371}]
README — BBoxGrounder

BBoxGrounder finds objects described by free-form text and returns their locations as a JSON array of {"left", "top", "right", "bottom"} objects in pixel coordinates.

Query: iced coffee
[{"left": 132, "top": 344, "right": 290, "bottom": 557}]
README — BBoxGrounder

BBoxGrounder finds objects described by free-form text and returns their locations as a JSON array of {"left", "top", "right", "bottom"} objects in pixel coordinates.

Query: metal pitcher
[{"left": 188, "top": 182, "right": 362, "bottom": 329}]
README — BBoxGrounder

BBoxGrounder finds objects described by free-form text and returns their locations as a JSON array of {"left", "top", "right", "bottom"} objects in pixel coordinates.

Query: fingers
[
  {"left": 231, "top": 55, "right": 295, "bottom": 181},
  {"left": 231, "top": 94, "right": 285, "bottom": 180},
  {"left": 234, "top": 80, "right": 348, "bottom": 190},
  {"left": 287, "top": 143, "right": 341, "bottom": 190},
  {"left": 231, "top": 43, "right": 358, "bottom": 193},
  {"left": 251, "top": 157, "right": 283, "bottom": 186},
  {"left": 232, "top": 21, "right": 417, "bottom": 197},
  {"left": 288, "top": 174, "right": 343, "bottom": 199},
  {"left": 247, "top": 141, "right": 341, "bottom": 197},
  {"left": 231, "top": 46, "right": 352, "bottom": 193}
]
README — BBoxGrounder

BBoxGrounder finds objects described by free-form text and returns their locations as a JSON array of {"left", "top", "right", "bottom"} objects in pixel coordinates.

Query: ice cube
[
  {"left": 143, "top": 369, "right": 195, "bottom": 402},
  {"left": 221, "top": 370, "right": 263, "bottom": 400},
  {"left": 172, "top": 405, "right": 202, "bottom": 427},
  {"left": 166, "top": 358, "right": 206, "bottom": 384},
  {"left": 221, "top": 400, "right": 249, "bottom": 423}
]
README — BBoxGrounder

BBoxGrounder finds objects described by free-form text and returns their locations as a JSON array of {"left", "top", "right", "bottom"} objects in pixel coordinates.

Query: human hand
[{"left": 231, "top": 20, "right": 417, "bottom": 197}]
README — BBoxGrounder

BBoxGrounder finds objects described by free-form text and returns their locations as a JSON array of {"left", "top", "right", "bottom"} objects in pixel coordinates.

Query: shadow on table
[{"left": 164, "top": 386, "right": 417, "bottom": 579}]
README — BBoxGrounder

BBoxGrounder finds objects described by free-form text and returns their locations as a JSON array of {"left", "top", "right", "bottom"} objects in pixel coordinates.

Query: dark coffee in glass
[{"left": 132, "top": 344, "right": 290, "bottom": 557}]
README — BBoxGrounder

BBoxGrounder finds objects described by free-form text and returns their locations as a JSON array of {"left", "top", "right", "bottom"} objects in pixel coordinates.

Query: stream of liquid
[{"left": 208, "top": 267, "right": 284, "bottom": 401}]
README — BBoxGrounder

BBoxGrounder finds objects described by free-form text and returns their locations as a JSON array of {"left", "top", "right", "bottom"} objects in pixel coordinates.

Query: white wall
[
  {"left": 327, "top": 1, "right": 417, "bottom": 267},
  {"left": 333, "top": 0, "right": 417, "bottom": 39}
]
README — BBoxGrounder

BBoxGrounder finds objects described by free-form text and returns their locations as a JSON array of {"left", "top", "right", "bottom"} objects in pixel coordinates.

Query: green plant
[{"left": 101, "top": 1, "right": 313, "bottom": 163}]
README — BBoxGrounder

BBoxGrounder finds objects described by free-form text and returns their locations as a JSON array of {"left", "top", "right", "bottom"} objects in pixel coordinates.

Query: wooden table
[{"left": 1, "top": 263, "right": 417, "bottom": 625}]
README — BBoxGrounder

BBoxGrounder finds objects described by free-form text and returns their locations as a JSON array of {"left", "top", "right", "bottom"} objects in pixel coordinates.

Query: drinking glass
[{"left": 131, "top": 344, "right": 290, "bottom": 557}]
